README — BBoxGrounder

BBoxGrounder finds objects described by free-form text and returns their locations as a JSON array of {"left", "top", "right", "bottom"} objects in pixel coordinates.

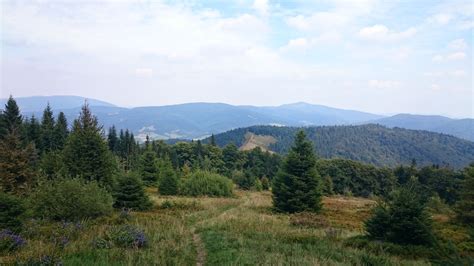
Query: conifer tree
[
  {"left": 0, "top": 95, "right": 23, "bottom": 138},
  {"left": 54, "top": 111, "right": 68, "bottom": 150},
  {"left": 261, "top": 176, "right": 270, "bottom": 190},
  {"left": 107, "top": 126, "right": 118, "bottom": 154},
  {"left": 158, "top": 157, "right": 178, "bottom": 195},
  {"left": 62, "top": 103, "right": 115, "bottom": 188},
  {"left": 365, "top": 181, "right": 434, "bottom": 245},
  {"left": 40, "top": 104, "right": 55, "bottom": 153},
  {"left": 139, "top": 149, "right": 159, "bottom": 185},
  {"left": 210, "top": 134, "right": 216, "bottom": 146},
  {"left": 456, "top": 163, "right": 474, "bottom": 224},
  {"left": 272, "top": 130, "right": 322, "bottom": 213},
  {"left": 25, "top": 115, "right": 41, "bottom": 147},
  {"left": 113, "top": 173, "right": 152, "bottom": 211}
]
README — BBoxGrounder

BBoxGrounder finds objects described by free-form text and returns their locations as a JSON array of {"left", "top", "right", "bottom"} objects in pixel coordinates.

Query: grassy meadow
[{"left": 4, "top": 189, "right": 464, "bottom": 265}]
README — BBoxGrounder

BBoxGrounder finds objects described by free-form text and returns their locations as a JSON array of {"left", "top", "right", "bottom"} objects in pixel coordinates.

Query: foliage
[
  {"left": 273, "top": 130, "right": 322, "bottom": 213},
  {"left": 29, "top": 178, "right": 113, "bottom": 221},
  {"left": 139, "top": 149, "right": 159, "bottom": 185},
  {"left": 261, "top": 176, "right": 270, "bottom": 190},
  {"left": 158, "top": 157, "right": 178, "bottom": 195},
  {"left": 39, "top": 151, "right": 64, "bottom": 179},
  {"left": 232, "top": 170, "right": 256, "bottom": 190},
  {"left": 0, "top": 192, "right": 25, "bottom": 232},
  {"left": 113, "top": 173, "right": 153, "bottom": 211},
  {"left": 0, "top": 229, "right": 26, "bottom": 253},
  {"left": 209, "top": 124, "right": 474, "bottom": 169},
  {"left": 62, "top": 103, "right": 116, "bottom": 188},
  {"left": 456, "top": 163, "right": 474, "bottom": 224},
  {"left": 365, "top": 181, "right": 435, "bottom": 246},
  {"left": 179, "top": 170, "right": 233, "bottom": 197}
]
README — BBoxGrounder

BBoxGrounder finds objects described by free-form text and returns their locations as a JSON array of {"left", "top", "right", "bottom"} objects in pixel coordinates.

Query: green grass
[{"left": 2, "top": 190, "right": 463, "bottom": 265}]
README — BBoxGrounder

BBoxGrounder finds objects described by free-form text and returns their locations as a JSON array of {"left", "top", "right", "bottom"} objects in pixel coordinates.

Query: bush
[
  {"left": 232, "top": 170, "right": 256, "bottom": 190},
  {"left": 179, "top": 170, "right": 233, "bottom": 197},
  {"left": 94, "top": 224, "right": 147, "bottom": 249},
  {"left": 29, "top": 178, "right": 113, "bottom": 221},
  {"left": 0, "top": 192, "right": 25, "bottom": 232},
  {"left": 0, "top": 229, "right": 26, "bottom": 253},
  {"left": 159, "top": 171, "right": 178, "bottom": 195},
  {"left": 113, "top": 173, "right": 153, "bottom": 211},
  {"left": 261, "top": 176, "right": 270, "bottom": 190}
]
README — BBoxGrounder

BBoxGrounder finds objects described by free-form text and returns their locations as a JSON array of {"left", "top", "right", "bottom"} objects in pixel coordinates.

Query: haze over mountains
[{"left": 1, "top": 95, "right": 473, "bottom": 142}]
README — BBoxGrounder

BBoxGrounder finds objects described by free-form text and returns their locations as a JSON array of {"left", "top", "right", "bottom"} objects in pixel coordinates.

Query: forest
[
  {"left": 207, "top": 125, "right": 474, "bottom": 168},
  {"left": 0, "top": 95, "right": 473, "bottom": 265}
]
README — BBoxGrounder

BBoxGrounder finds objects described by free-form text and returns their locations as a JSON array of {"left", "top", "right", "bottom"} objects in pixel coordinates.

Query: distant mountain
[
  {"left": 206, "top": 124, "right": 474, "bottom": 169},
  {"left": 371, "top": 114, "right": 474, "bottom": 141},
  {"left": 3, "top": 96, "right": 472, "bottom": 142},
  {"left": 0, "top": 95, "right": 116, "bottom": 112}
]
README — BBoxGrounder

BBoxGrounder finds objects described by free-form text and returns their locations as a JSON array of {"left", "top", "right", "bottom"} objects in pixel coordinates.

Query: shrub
[
  {"left": 158, "top": 158, "right": 178, "bottom": 195},
  {"left": 232, "top": 170, "right": 255, "bottom": 190},
  {"left": 94, "top": 224, "right": 147, "bottom": 249},
  {"left": 113, "top": 173, "right": 153, "bottom": 211},
  {"left": 0, "top": 192, "right": 25, "bottom": 232},
  {"left": 179, "top": 170, "right": 233, "bottom": 197},
  {"left": 29, "top": 178, "right": 113, "bottom": 221},
  {"left": 261, "top": 176, "right": 270, "bottom": 190},
  {"left": 0, "top": 229, "right": 25, "bottom": 253},
  {"left": 254, "top": 178, "right": 263, "bottom": 191},
  {"left": 365, "top": 181, "right": 435, "bottom": 246}
]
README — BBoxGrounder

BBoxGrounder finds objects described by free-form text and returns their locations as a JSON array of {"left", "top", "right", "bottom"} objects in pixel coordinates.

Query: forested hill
[{"left": 207, "top": 124, "right": 474, "bottom": 169}]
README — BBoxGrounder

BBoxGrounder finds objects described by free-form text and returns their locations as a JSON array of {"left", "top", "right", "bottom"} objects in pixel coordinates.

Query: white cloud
[
  {"left": 286, "top": 12, "right": 349, "bottom": 31},
  {"left": 368, "top": 79, "right": 400, "bottom": 89},
  {"left": 450, "top": 70, "right": 466, "bottom": 77},
  {"left": 429, "top": 13, "right": 452, "bottom": 25},
  {"left": 431, "top": 84, "right": 441, "bottom": 91},
  {"left": 280, "top": 38, "right": 310, "bottom": 51},
  {"left": 447, "top": 52, "right": 466, "bottom": 60},
  {"left": 432, "top": 55, "right": 444, "bottom": 62},
  {"left": 358, "top": 24, "right": 417, "bottom": 41},
  {"left": 135, "top": 68, "right": 153, "bottom": 77},
  {"left": 252, "top": 0, "right": 269, "bottom": 16},
  {"left": 448, "top": 39, "right": 467, "bottom": 50}
]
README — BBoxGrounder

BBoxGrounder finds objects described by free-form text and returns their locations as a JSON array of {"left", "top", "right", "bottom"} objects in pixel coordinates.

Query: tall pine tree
[
  {"left": 40, "top": 104, "right": 55, "bottom": 153},
  {"left": 272, "top": 130, "right": 322, "bottom": 213},
  {"left": 54, "top": 111, "right": 68, "bottom": 150},
  {"left": 62, "top": 103, "right": 115, "bottom": 188},
  {"left": 139, "top": 149, "right": 159, "bottom": 185}
]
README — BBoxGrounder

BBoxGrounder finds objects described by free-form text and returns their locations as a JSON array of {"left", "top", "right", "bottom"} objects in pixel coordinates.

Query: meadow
[{"left": 4, "top": 189, "right": 460, "bottom": 266}]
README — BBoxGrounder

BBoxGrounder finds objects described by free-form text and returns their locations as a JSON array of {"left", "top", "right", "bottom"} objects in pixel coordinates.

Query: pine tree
[
  {"left": 107, "top": 126, "right": 118, "bottom": 154},
  {"left": 365, "top": 181, "right": 434, "bottom": 245},
  {"left": 25, "top": 115, "right": 41, "bottom": 147},
  {"left": 222, "top": 143, "right": 240, "bottom": 175},
  {"left": 54, "top": 111, "right": 68, "bottom": 150},
  {"left": 210, "top": 134, "right": 216, "bottom": 146},
  {"left": 0, "top": 95, "right": 23, "bottom": 138},
  {"left": 158, "top": 157, "right": 178, "bottom": 195},
  {"left": 113, "top": 173, "right": 153, "bottom": 211},
  {"left": 261, "top": 176, "right": 270, "bottom": 190},
  {"left": 62, "top": 103, "right": 115, "bottom": 188},
  {"left": 272, "top": 130, "right": 322, "bottom": 213},
  {"left": 0, "top": 96, "right": 36, "bottom": 195},
  {"left": 40, "top": 104, "right": 55, "bottom": 153},
  {"left": 139, "top": 149, "right": 159, "bottom": 185},
  {"left": 456, "top": 163, "right": 474, "bottom": 224}
]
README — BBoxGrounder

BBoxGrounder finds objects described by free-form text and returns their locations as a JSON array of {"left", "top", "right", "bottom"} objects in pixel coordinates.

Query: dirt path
[{"left": 192, "top": 229, "right": 206, "bottom": 266}]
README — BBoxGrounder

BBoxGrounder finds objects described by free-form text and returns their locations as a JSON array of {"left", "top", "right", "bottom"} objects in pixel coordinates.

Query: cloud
[
  {"left": 358, "top": 24, "right": 417, "bottom": 41},
  {"left": 286, "top": 12, "right": 349, "bottom": 31},
  {"left": 431, "top": 84, "right": 441, "bottom": 91},
  {"left": 432, "top": 52, "right": 466, "bottom": 62},
  {"left": 448, "top": 39, "right": 467, "bottom": 50},
  {"left": 428, "top": 13, "right": 452, "bottom": 25},
  {"left": 252, "top": 0, "right": 269, "bottom": 16},
  {"left": 368, "top": 79, "right": 400, "bottom": 89},
  {"left": 280, "top": 38, "right": 310, "bottom": 51},
  {"left": 135, "top": 68, "right": 153, "bottom": 77},
  {"left": 280, "top": 33, "right": 342, "bottom": 51}
]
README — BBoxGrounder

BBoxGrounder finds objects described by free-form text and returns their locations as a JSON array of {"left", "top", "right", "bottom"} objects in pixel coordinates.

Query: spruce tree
[
  {"left": 62, "top": 103, "right": 115, "bottom": 188},
  {"left": 40, "top": 103, "right": 55, "bottom": 153},
  {"left": 26, "top": 115, "right": 41, "bottom": 147},
  {"left": 365, "top": 181, "right": 434, "bottom": 245},
  {"left": 54, "top": 111, "right": 68, "bottom": 150},
  {"left": 210, "top": 134, "right": 216, "bottom": 146},
  {"left": 107, "top": 126, "right": 118, "bottom": 154},
  {"left": 158, "top": 157, "right": 178, "bottom": 195},
  {"left": 272, "top": 130, "right": 322, "bottom": 213},
  {"left": 113, "top": 173, "right": 153, "bottom": 211},
  {"left": 0, "top": 96, "right": 36, "bottom": 195},
  {"left": 456, "top": 163, "right": 474, "bottom": 224},
  {"left": 139, "top": 149, "right": 159, "bottom": 185}
]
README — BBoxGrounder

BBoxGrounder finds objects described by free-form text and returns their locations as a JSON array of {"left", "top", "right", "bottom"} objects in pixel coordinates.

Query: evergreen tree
[
  {"left": 210, "top": 134, "right": 216, "bottom": 146},
  {"left": 0, "top": 95, "right": 23, "bottom": 138},
  {"left": 139, "top": 149, "right": 159, "bottom": 185},
  {"left": 158, "top": 157, "right": 178, "bottom": 195},
  {"left": 222, "top": 143, "right": 240, "bottom": 175},
  {"left": 365, "top": 181, "right": 434, "bottom": 245},
  {"left": 107, "top": 126, "right": 118, "bottom": 154},
  {"left": 261, "top": 176, "right": 270, "bottom": 190},
  {"left": 322, "top": 175, "right": 334, "bottom": 195},
  {"left": 456, "top": 163, "right": 474, "bottom": 224},
  {"left": 0, "top": 96, "right": 36, "bottom": 195},
  {"left": 25, "top": 115, "right": 41, "bottom": 147},
  {"left": 54, "top": 111, "right": 68, "bottom": 150},
  {"left": 272, "top": 130, "right": 322, "bottom": 213},
  {"left": 39, "top": 151, "right": 64, "bottom": 179},
  {"left": 62, "top": 103, "right": 115, "bottom": 188},
  {"left": 113, "top": 173, "right": 153, "bottom": 211},
  {"left": 40, "top": 104, "right": 55, "bottom": 153}
]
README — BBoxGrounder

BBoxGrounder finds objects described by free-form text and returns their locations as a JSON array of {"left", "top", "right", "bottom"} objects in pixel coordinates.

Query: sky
[{"left": 0, "top": 0, "right": 473, "bottom": 118}]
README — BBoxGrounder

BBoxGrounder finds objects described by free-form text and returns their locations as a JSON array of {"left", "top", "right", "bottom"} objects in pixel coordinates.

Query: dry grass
[{"left": 239, "top": 132, "right": 276, "bottom": 152}]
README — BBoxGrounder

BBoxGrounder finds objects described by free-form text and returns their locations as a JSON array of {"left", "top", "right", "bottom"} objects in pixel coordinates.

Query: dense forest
[
  {"left": 1, "top": 96, "right": 473, "bottom": 264},
  {"left": 207, "top": 125, "right": 474, "bottom": 169}
]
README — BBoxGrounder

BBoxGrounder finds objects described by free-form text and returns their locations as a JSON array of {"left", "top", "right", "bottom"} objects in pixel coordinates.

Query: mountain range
[{"left": 1, "top": 95, "right": 473, "bottom": 142}]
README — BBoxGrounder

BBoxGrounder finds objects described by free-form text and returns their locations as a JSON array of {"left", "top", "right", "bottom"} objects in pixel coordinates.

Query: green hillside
[{"left": 208, "top": 124, "right": 474, "bottom": 169}]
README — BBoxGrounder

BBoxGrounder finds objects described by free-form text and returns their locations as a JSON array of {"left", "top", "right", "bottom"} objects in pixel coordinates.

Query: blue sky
[{"left": 1, "top": 0, "right": 472, "bottom": 117}]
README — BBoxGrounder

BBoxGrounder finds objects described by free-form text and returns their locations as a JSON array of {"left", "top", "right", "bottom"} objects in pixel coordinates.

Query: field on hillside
[{"left": 3, "top": 190, "right": 453, "bottom": 265}]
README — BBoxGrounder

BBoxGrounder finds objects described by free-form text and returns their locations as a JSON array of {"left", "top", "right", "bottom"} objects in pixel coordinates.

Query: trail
[{"left": 192, "top": 228, "right": 206, "bottom": 266}]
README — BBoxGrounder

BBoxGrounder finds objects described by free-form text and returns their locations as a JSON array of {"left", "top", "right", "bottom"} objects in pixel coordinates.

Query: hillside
[
  {"left": 372, "top": 114, "right": 474, "bottom": 141},
  {"left": 207, "top": 124, "right": 474, "bottom": 168},
  {"left": 0, "top": 95, "right": 116, "bottom": 112}
]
